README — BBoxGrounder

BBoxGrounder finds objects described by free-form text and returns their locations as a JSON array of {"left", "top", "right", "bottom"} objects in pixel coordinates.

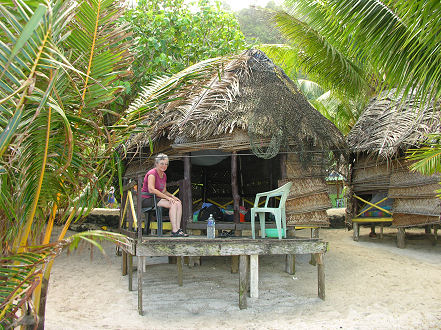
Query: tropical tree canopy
[
  {"left": 235, "top": 1, "right": 286, "bottom": 45},
  {"left": 258, "top": 0, "right": 441, "bottom": 163},
  {"left": 272, "top": 0, "right": 441, "bottom": 105},
  {"left": 125, "top": 0, "right": 247, "bottom": 90}
]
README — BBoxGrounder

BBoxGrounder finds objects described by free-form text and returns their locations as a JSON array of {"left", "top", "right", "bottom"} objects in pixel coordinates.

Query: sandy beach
[{"left": 45, "top": 224, "right": 441, "bottom": 329}]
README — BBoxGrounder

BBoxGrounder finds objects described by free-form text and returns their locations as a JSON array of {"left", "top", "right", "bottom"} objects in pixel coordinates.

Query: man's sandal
[{"left": 171, "top": 229, "right": 189, "bottom": 237}]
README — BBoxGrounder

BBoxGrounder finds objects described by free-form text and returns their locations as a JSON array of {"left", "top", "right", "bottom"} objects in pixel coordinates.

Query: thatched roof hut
[
  {"left": 347, "top": 90, "right": 441, "bottom": 231},
  {"left": 122, "top": 49, "right": 345, "bottom": 228}
]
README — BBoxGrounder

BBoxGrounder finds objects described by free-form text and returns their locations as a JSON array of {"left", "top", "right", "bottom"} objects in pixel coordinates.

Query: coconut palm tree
[
  {"left": 267, "top": 0, "right": 441, "bottom": 170},
  {"left": 0, "top": 0, "right": 234, "bottom": 328}
]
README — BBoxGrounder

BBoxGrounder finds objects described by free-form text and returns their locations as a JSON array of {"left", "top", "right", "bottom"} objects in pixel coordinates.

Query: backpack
[{"left": 198, "top": 204, "right": 224, "bottom": 222}]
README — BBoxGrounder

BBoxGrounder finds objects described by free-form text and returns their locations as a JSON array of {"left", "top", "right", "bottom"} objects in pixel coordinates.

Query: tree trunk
[{"left": 36, "top": 277, "right": 49, "bottom": 330}]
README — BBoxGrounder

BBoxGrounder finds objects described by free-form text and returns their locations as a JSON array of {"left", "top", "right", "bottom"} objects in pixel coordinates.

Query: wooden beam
[
  {"left": 137, "top": 255, "right": 143, "bottom": 315},
  {"left": 231, "top": 152, "right": 240, "bottom": 223},
  {"left": 353, "top": 194, "right": 392, "bottom": 215},
  {"left": 315, "top": 253, "right": 325, "bottom": 300},
  {"left": 231, "top": 255, "right": 239, "bottom": 273},
  {"left": 128, "top": 254, "right": 133, "bottom": 291},
  {"left": 136, "top": 238, "right": 328, "bottom": 256},
  {"left": 184, "top": 154, "right": 192, "bottom": 229},
  {"left": 352, "top": 217, "right": 393, "bottom": 223},
  {"left": 397, "top": 228, "right": 406, "bottom": 248},
  {"left": 122, "top": 251, "right": 127, "bottom": 276},
  {"left": 137, "top": 176, "right": 143, "bottom": 241},
  {"left": 177, "top": 256, "right": 184, "bottom": 286},
  {"left": 285, "top": 254, "right": 295, "bottom": 275},
  {"left": 310, "top": 228, "right": 319, "bottom": 266},
  {"left": 239, "top": 255, "right": 248, "bottom": 309},
  {"left": 355, "top": 196, "right": 389, "bottom": 217},
  {"left": 353, "top": 222, "right": 359, "bottom": 241},
  {"left": 202, "top": 167, "right": 207, "bottom": 202},
  {"left": 280, "top": 153, "right": 287, "bottom": 179},
  {"left": 250, "top": 255, "right": 258, "bottom": 298}
]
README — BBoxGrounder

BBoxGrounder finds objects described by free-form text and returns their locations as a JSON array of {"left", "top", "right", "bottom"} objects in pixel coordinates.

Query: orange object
[{"left": 239, "top": 206, "right": 247, "bottom": 222}]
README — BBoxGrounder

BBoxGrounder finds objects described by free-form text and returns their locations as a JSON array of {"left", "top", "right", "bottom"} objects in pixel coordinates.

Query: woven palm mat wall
[
  {"left": 286, "top": 211, "right": 329, "bottom": 227},
  {"left": 280, "top": 155, "right": 331, "bottom": 226},
  {"left": 393, "top": 198, "right": 441, "bottom": 217},
  {"left": 352, "top": 162, "right": 390, "bottom": 192},
  {"left": 389, "top": 183, "right": 440, "bottom": 199},
  {"left": 393, "top": 213, "right": 440, "bottom": 227}
]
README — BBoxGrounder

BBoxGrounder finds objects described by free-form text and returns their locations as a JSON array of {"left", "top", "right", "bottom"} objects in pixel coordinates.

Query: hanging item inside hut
[{"left": 190, "top": 150, "right": 229, "bottom": 166}]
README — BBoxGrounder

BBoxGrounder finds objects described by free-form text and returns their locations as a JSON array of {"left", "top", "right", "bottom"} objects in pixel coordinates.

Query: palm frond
[
  {"left": 285, "top": 0, "right": 441, "bottom": 106},
  {"left": 0, "top": 230, "right": 131, "bottom": 328},
  {"left": 407, "top": 137, "right": 441, "bottom": 175},
  {"left": 266, "top": 12, "right": 370, "bottom": 101}
]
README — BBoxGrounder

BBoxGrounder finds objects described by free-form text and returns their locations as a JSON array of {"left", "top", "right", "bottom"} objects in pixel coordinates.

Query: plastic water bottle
[{"left": 207, "top": 214, "right": 215, "bottom": 239}]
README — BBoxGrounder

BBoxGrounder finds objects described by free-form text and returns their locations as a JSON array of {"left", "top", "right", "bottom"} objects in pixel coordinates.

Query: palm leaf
[
  {"left": 284, "top": 0, "right": 441, "bottom": 106},
  {"left": 0, "top": 230, "right": 131, "bottom": 328},
  {"left": 264, "top": 12, "right": 370, "bottom": 101},
  {"left": 407, "top": 137, "right": 441, "bottom": 175}
]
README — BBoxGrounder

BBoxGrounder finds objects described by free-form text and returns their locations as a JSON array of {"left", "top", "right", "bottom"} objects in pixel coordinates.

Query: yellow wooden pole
[
  {"left": 354, "top": 194, "right": 392, "bottom": 215},
  {"left": 356, "top": 196, "right": 389, "bottom": 217},
  {"left": 128, "top": 190, "right": 137, "bottom": 229}
]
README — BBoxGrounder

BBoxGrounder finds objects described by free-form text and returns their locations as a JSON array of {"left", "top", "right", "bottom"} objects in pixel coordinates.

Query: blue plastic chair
[{"left": 251, "top": 182, "right": 293, "bottom": 239}]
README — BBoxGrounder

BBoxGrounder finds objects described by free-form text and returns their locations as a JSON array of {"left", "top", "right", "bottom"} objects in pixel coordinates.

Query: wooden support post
[
  {"left": 280, "top": 153, "right": 287, "bottom": 180},
  {"left": 202, "top": 167, "right": 207, "bottom": 203},
  {"left": 309, "top": 228, "right": 319, "bottom": 266},
  {"left": 397, "top": 227, "right": 406, "bottom": 248},
  {"left": 137, "top": 256, "right": 143, "bottom": 315},
  {"left": 353, "top": 222, "right": 359, "bottom": 241},
  {"left": 434, "top": 225, "right": 438, "bottom": 241},
  {"left": 239, "top": 255, "right": 249, "bottom": 309},
  {"left": 122, "top": 251, "right": 127, "bottom": 276},
  {"left": 127, "top": 200, "right": 133, "bottom": 231},
  {"left": 120, "top": 189, "right": 127, "bottom": 231},
  {"left": 285, "top": 254, "right": 295, "bottom": 275},
  {"left": 231, "top": 152, "right": 240, "bottom": 223},
  {"left": 128, "top": 254, "right": 133, "bottom": 291},
  {"left": 137, "top": 176, "right": 143, "bottom": 240},
  {"left": 184, "top": 154, "right": 192, "bottom": 230},
  {"left": 380, "top": 223, "right": 384, "bottom": 239},
  {"left": 177, "top": 256, "right": 184, "bottom": 286},
  {"left": 315, "top": 253, "right": 325, "bottom": 300},
  {"left": 425, "top": 225, "right": 431, "bottom": 235},
  {"left": 231, "top": 255, "right": 239, "bottom": 273},
  {"left": 188, "top": 256, "right": 200, "bottom": 267},
  {"left": 250, "top": 255, "right": 258, "bottom": 298}
]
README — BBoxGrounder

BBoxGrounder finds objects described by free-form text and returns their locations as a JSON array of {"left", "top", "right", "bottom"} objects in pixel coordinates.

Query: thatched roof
[
  {"left": 348, "top": 90, "right": 441, "bottom": 158},
  {"left": 123, "top": 49, "right": 345, "bottom": 158}
]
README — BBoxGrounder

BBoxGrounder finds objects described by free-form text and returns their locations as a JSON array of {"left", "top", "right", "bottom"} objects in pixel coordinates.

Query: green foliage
[
  {"left": 280, "top": 0, "right": 441, "bottom": 109},
  {"left": 235, "top": 2, "right": 285, "bottom": 45},
  {"left": 407, "top": 137, "right": 441, "bottom": 176},
  {"left": 125, "top": 0, "right": 246, "bottom": 90}
]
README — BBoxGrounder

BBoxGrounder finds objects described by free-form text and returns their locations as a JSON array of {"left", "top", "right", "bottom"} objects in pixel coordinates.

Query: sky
[{"left": 222, "top": 0, "right": 283, "bottom": 11}]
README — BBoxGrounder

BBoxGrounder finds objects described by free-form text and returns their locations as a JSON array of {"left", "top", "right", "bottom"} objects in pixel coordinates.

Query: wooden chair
[{"left": 251, "top": 182, "right": 293, "bottom": 239}]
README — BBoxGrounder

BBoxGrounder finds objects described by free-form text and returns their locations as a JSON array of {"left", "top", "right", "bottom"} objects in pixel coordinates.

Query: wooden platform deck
[{"left": 122, "top": 236, "right": 328, "bottom": 315}]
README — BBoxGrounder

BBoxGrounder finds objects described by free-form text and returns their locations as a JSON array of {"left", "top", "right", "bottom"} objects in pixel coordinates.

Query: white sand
[{"left": 45, "top": 226, "right": 441, "bottom": 329}]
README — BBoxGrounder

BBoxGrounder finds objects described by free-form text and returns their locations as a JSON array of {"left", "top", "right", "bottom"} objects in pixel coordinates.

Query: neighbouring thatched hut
[
  {"left": 122, "top": 49, "right": 345, "bottom": 231},
  {"left": 347, "top": 90, "right": 441, "bottom": 246}
]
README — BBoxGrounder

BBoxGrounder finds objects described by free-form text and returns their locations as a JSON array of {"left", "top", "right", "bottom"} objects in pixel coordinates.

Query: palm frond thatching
[
  {"left": 123, "top": 49, "right": 345, "bottom": 159},
  {"left": 347, "top": 90, "right": 441, "bottom": 158}
]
